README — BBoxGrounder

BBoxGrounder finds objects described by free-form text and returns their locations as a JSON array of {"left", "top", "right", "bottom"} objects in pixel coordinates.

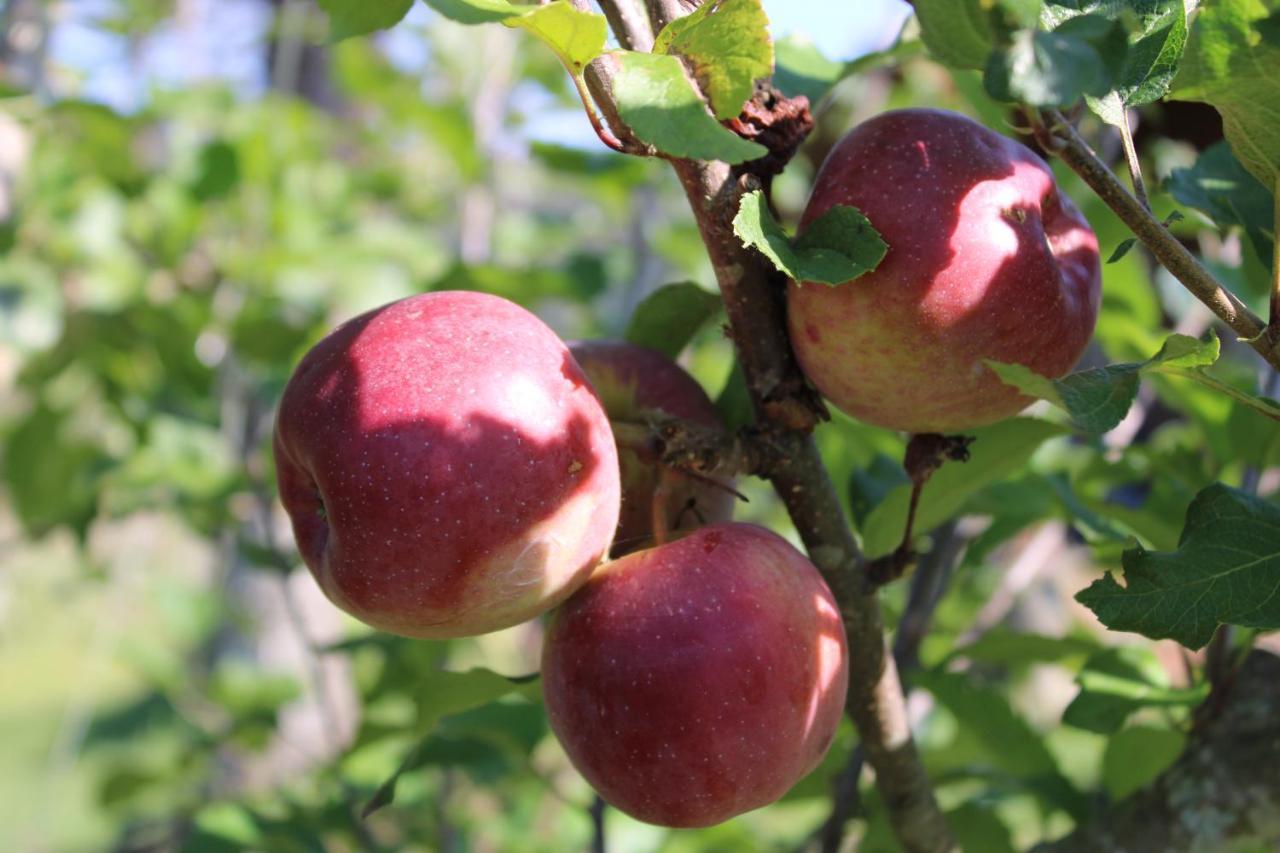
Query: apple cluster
[
  {"left": 274, "top": 290, "right": 849, "bottom": 827},
  {"left": 274, "top": 108, "right": 1100, "bottom": 829}
]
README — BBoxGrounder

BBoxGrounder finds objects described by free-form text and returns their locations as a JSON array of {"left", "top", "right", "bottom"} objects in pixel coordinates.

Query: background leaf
[{"left": 1077, "top": 483, "right": 1280, "bottom": 648}]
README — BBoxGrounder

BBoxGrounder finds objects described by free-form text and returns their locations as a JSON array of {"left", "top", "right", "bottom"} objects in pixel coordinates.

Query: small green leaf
[
  {"left": 1107, "top": 236, "right": 1138, "bottom": 263},
  {"left": 733, "top": 190, "right": 887, "bottom": 285},
  {"left": 624, "top": 282, "right": 721, "bottom": 359},
  {"left": 861, "top": 418, "right": 1068, "bottom": 558},
  {"left": 1077, "top": 483, "right": 1280, "bottom": 649},
  {"left": 1062, "top": 647, "right": 1207, "bottom": 733},
  {"left": 652, "top": 0, "right": 772, "bottom": 120},
  {"left": 1103, "top": 726, "right": 1185, "bottom": 799},
  {"left": 610, "top": 51, "right": 767, "bottom": 163},
  {"left": 1171, "top": 0, "right": 1280, "bottom": 188},
  {"left": 987, "top": 333, "right": 1222, "bottom": 434},
  {"left": 318, "top": 0, "right": 413, "bottom": 40}
]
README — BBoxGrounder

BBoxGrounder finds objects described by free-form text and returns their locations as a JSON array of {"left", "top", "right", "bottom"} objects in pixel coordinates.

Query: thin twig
[
  {"left": 1034, "top": 109, "right": 1277, "bottom": 369},
  {"left": 1117, "top": 109, "right": 1149, "bottom": 211},
  {"left": 590, "top": 795, "right": 608, "bottom": 853},
  {"left": 1270, "top": 178, "right": 1280, "bottom": 337}
]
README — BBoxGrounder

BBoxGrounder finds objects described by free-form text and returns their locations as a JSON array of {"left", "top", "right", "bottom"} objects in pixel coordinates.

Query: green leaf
[
  {"left": 1170, "top": 0, "right": 1280, "bottom": 188},
  {"left": 947, "top": 803, "right": 1016, "bottom": 853},
  {"left": 985, "top": 14, "right": 1129, "bottom": 107},
  {"left": 861, "top": 418, "right": 1067, "bottom": 558},
  {"left": 422, "top": 0, "right": 531, "bottom": 25},
  {"left": 1106, "top": 236, "right": 1138, "bottom": 263},
  {"left": 1062, "top": 646, "right": 1207, "bottom": 733},
  {"left": 848, "top": 454, "right": 910, "bottom": 531},
  {"left": 652, "top": 0, "right": 773, "bottom": 120},
  {"left": 609, "top": 51, "right": 767, "bottom": 163},
  {"left": 318, "top": 0, "right": 413, "bottom": 41},
  {"left": 423, "top": 0, "right": 606, "bottom": 73},
  {"left": 190, "top": 141, "right": 240, "bottom": 202},
  {"left": 914, "top": 0, "right": 1001, "bottom": 69},
  {"left": 987, "top": 333, "right": 1221, "bottom": 434},
  {"left": 1077, "top": 483, "right": 1280, "bottom": 649},
  {"left": 508, "top": 2, "right": 608, "bottom": 73},
  {"left": 365, "top": 669, "right": 538, "bottom": 815},
  {"left": 914, "top": 669, "right": 1086, "bottom": 816},
  {"left": 733, "top": 190, "right": 887, "bottom": 285},
  {"left": 416, "top": 669, "right": 539, "bottom": 736},
  {"left": 3, "top": 403, "right": 109, "bottom": 539},
  {"left": 208, "top": 661, "right": 301, "bottom": 716},
  {"left": 947, "top": 628, "right": 1101, "bottom": 669},
  {"left": 624, "top": 282, "right": 721, "bottom": 359},
  {"left": 1044, "top": 1, "right": 1190, "bottom": 122},
  {"left": 1165, "top": 141, "right": 1275, "bottom": 271},
  {"left": 714, "top": 361, "right": 754, "bottom": 432},
  {"left": 773, "top": 35, "right": 845, "bottom": 104},
  {"left": 1102, "top": 725, "right": 1185, "bottom": 799}
]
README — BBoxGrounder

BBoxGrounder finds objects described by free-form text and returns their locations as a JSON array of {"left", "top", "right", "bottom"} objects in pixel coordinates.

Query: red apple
[
  {"left": 787, "top": 108, "right": 1101, "bottom": 433},
  {"left": 273, "top": 291, "right": 620, "bottom": 638},
  {"left": 567, "top": 340, "right": 734, "bottom": 555},
  {"left": 541, "top": 523, "right": 849, "bottom": 827}
]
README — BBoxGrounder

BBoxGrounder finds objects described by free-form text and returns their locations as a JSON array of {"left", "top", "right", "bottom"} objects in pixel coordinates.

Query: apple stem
[
  {"left": 650, "top": 466, "right": 679, "bottom": 546},
  {"left": 866, "top": 434, "right": 973, "bottom": 588}
]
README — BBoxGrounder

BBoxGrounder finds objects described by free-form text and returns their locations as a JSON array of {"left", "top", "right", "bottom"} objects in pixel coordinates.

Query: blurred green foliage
[{"left": 1, "top": 2, "right": 1277, "bottom": 852}]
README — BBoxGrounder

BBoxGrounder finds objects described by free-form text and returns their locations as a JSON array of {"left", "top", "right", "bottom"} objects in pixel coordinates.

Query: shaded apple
[
  {"left": 541, "top": 523, "right": 849, "bottom": 827},
  {"left": 568, "top": 340, "right": 734, "bottom": 555},
  {"left": 273, "top": 291, "right": 620, "bottom": 638},
  {"left": 788, "top": 108, "right": 1101, "bottom": 433}
]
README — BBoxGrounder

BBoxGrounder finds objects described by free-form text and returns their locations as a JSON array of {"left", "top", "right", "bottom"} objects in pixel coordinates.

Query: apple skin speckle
[
  {"left": 273, "top": 291, "right": 620, "bottom": 638},
  {"left": 788, "top": 108, "right": 1101, "bottom": 433},
  {"left": 541, "top": 523, "right": 849, "bottom": 828}
]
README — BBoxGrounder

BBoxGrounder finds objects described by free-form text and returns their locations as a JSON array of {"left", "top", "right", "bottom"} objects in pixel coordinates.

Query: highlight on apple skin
[
  {"left": 567, "top": 339, "right": 734, "bottom": 555},
  {"left": 788, "top": 108, "right": 1102, "bottom": 434},
  {"left": 541, "top": 522, "right": 849, "bottom": 828},
  {"left": 273, "top": 290, "right": 621, "bottom": 639}
]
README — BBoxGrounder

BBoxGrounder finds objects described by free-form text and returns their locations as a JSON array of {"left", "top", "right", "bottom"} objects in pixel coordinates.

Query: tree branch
[
  {"left": 1038, "top": 651, "right": 1280, "bottom": 852},
  {"left": 663, "top": 101, "right": 955, "bottom": 853},
  {"left": 594, "top": 0, "right": 652, "bottom": 51},
  {"left": 589, "top": 3, "right": 953, "bottom": 847},
  {"left": 1033, "top": 109, "right": 1279, "bottom": 370}
]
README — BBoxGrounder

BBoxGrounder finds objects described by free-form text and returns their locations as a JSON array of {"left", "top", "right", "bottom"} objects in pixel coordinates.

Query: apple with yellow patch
[{"left": 274, "top": 291, "right": 620, "bottom": 638}]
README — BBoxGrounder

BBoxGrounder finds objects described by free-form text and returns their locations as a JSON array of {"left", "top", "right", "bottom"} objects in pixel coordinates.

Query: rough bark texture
[{"left": 1040, "top": 651, "right": 1280, "bottom": 852}]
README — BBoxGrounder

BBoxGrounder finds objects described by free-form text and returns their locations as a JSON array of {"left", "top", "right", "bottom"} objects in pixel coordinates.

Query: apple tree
[{"left": 1, "top": 0, "right": 1279, "bottom": 851}]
